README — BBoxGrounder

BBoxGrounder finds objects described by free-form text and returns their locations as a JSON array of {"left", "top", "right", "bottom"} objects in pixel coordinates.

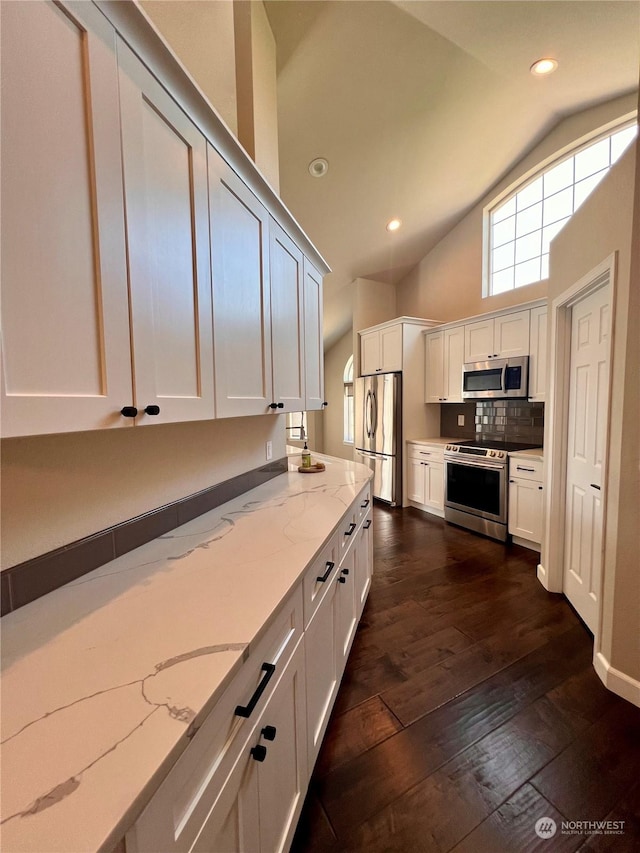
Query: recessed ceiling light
[
  {"left": 386, "top": 218, "right": 402, "bottom": 232},
  {"left": 308, "top": 157, "right": 329, "bottom": 177},
  {"left": 530, "top": 58, "right": 558, "bottom": 76}
]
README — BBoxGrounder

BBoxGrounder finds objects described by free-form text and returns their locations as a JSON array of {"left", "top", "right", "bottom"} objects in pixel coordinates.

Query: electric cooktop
[{"left": 452, "top": 439, "right": 541, "bottom": 452}]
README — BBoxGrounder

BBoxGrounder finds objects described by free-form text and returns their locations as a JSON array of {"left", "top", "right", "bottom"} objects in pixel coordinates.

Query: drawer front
[
  {"left": 408, "top": 443, "right": 445, "bottom": 463},
  {"left": 357, "top": 484, "right": 372, "bottom": 524},
  {"left": 302, "top": 532, "right": 339, "bottom": 629},
  {"left": 130, "top": 586, "right": 303, "bottom": 853},
  {"left": 509, "top": 456, "right": 543, "bottom": 482}
]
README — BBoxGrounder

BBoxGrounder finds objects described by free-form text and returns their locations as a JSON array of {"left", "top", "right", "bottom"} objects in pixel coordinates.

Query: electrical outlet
[
  {"left": 265, "top": 440, "right": 273, "bottom": 461},
  {"left": 457, "top": 414, "right": 465, "bottom": 427}
]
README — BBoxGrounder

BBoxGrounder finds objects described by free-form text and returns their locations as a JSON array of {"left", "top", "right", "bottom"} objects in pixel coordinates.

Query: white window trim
[{"left": 482, "top": 112, "right": 638, "bottom": 298}]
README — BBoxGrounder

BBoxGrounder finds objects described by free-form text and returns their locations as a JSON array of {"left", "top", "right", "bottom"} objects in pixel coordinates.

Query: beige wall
[
  {"left": 234, "top": 0, "right": 280, "bottom": 191},
  {"left": 2, "top": 416, "right": 285, "bottom": 569},
  {"left": 352, "top": 277, "right": 397, "bottom": 375},
  {"left": 396, "top": 93, "right": 637, "bottom": 323},
  {"left": 141, "top": 0, "right": 238, "bottom": 134},
  {"left": 323, "top": 329, "right": 354, "bottom": 460},
  {"left": 548, "top": 144, "right": 639, "bottom": 685}
]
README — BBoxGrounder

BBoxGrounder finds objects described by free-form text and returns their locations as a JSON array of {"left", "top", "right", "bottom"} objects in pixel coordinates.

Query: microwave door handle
[{"left": 501, "top": 362, "right": 507, "bottom": 393}]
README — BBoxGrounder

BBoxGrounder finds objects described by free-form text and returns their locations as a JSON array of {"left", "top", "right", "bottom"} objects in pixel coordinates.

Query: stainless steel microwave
[{"left": 462, "top": 356, "right": 529, "bottom": 400}]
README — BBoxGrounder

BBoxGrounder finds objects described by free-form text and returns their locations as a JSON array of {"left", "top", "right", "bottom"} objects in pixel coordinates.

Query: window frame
[
  {"left": 483, "top": 114, "right": 638, "bottom": 298},
  {"left": 343, "top": 354, "right": 354, "bottom": 445}
]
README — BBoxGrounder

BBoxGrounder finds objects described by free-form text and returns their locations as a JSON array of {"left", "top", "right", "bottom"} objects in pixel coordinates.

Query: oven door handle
[{"left": 444, "top": 456, "right": 505, "bottom": 470}]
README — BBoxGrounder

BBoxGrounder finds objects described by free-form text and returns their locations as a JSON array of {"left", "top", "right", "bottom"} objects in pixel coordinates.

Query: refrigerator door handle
[
  {"left": 364, "top": 390, "right": 371, "bottom": 438},
  {"left": 371, "top": 390, "right": 378, "bottom": 439}
]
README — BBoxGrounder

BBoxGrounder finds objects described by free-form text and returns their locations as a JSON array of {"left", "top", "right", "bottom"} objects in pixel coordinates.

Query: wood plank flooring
[{"left": 292, "top": 505, "right": 640, "bottom": 853}]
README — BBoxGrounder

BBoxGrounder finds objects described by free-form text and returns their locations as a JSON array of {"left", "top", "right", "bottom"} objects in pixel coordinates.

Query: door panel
[
  {"left": 303, "top": 260, "right": 324, "bottom": 410},
  {"left": 209, "top": 150, "right": 272, "bottom": 417},
  {"left": 1, "top": 0, "right": 132, "bottom": 435},
  {"left": 270, "top": 222, "right": 305, "bottom": 412},
  {"left": 564, "top": 285, "right": 610, "bottom": 632},
  {"left": 118, "top": 41, "right": 213, "bottom": 424}
]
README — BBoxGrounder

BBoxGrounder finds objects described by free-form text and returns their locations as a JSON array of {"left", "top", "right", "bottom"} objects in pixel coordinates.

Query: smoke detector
[{"left": 308, "top": 158, "right": 329, "bottom": 178}]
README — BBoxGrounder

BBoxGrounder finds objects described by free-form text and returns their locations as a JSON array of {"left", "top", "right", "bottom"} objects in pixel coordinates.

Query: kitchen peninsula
[{"left": 0, "top": 455, "right": 372, "bottom": 853}]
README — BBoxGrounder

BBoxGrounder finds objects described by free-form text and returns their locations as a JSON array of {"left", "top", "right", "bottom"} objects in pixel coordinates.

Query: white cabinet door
[
  {"left": 335, "top": 545, "right": 358, "bottom": 676},
  {"left": 354, "top": 515, "right": 373, "bottom": 616},
  {"left": 408, "top": 456, "right": 427, "bottom": 504},
  {"left": 528, "top": 306, "right": 548, "bottom": 401},
  {"left": 425, "top": 462, "right": 444, "bottom": 512},
  {"left": 464, "top": 318, "right": 495, "bottom": 362},
  {"left": 118, "top": 42, "right": 214, "bottom": 425},
  {"left": 254, "top": 642, "right": 308, "bottom": 853},
  {"left": 305, "top": 578, "right": 339, "bottom": 768},
  {"left": 269, "top": 220, "right": 305, "bottom": 413},
  {"left": 303, "top": 259, "right": 325, "bottom": 411},
  {"left": 1, "top": 0, "right": 132, "bottom": 437},
  {"left": 379, "top": 324, "right": 403, "bottom": 372},
  {"left": 443, "top": 326, "right": 465, "bottom": 402},
  {"left": 425, "top": 331, "right": 445, "bottom": 403},
  {"left": 508, "top": 478, "right": 543, "bottom": 544},
  {"left": 494, "top": 310, "right": 530, "bottom": 358},
  {"left": 209, "top": 150, "right": 272, "bottom": 417},
  {"left": 360, "top": 330, "right": 380, "bottom": 376}
]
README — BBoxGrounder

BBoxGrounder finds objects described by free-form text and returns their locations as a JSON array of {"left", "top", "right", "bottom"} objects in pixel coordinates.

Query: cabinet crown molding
[
  {"left": 358, "top": 316, "right": 442, "bottom": 335},
  {"left": 422, "top": 298, "right": 548, "bottom": 334}
]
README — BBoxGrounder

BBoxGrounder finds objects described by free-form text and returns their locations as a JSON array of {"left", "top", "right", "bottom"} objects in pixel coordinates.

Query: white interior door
[{"left": 563, "top": 284, "right": 610, "bottom": 632}]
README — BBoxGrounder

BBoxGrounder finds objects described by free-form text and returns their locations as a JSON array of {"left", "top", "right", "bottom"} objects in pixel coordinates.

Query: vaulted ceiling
[{"left": 264, "top": 0, "right": 640, "bottom": 348}]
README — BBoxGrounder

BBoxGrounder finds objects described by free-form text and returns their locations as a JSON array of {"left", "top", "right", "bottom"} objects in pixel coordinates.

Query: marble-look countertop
[
  {"left": 508, "top": 447, "right": 544, "bottom": 461},
  {"left": 0, "top": 454, "right": 372, "bottom": 853},
  {"left": 406, "top": 436, "right": 460, "bottom": 446}
]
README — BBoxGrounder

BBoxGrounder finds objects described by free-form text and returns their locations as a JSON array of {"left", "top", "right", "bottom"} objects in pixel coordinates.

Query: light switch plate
[
  {"left": 457, "top": 414, "right": 465, "bottom": 426},
  {"left": 266, "top": 440, "right": 273, "bottom": 461}
]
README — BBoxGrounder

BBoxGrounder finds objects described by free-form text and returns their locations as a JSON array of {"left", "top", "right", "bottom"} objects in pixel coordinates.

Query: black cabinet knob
[
  {"left": 338, "top": 576, "right": 346, "bottom": 584},
  {"left": 322, "top": 401, "right": 328, "bottom": 407},
  {"left": 144, "top": 405, "right": 160, "bottom": 416},
  {"left": 277, "top": 402, "right": 284, "bottom": 409},
  {"left": 120, "top": 406, "right": 138, "bottom": 418},
  {"left": 261, "top": 725, "right": 277, "bottom": 741},
  {"left": 269, "top": 403, "right": 278, "bottom": 409},
  {"left": 250, "top": 744, "right": 267, "bottom": 762},
  {"left": 341, "top": 568, "right": 350, "bottom": 576}
]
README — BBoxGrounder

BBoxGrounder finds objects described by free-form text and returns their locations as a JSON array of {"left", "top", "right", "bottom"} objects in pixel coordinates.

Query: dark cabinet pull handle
[
  {"left": 345, "top": 522, "right": 357, "bottom": 536},
  {"left": 363, "top": 520, "right": 372, "bottom": 529},
  {"left": 317, "top": 561, "right": 335, "bottom": 582},
  {"left": 516, "top": 466, "right": 536, "bottom": 472},
  {"left": 120, "top": 406, "right": 138, "bottom": 418},
  {"left": 538, "top": 486, "right": 543, "bottom": 490},
  {"left": 269, "top": 403, "right": 278, "bottom": 410},
  {"left": 338, "top": 576, "right": 346, "bottom": 584},
  {"left": 361, "top": 498, "right": 370, "bottom": 508},
  {"left": 235, "top": 662, "right": 276, "bottom": 718},
  {"left": 144, "top": 405, "right": 160, "bottom": 416},
  {"left": 261, "top": 725, "right": 277, "bottom": 741},
  {"left": 250, "top": 744, "right": 267, "bottom": 762},
  {"left": 341, "top": 568, "right": 350, "bottom": 576},
  {"left": 590, "top": 484, "right": 601, "bottom": 490},
  {"left": 277, "top": 402, "right": 284, "bottom": 409}
]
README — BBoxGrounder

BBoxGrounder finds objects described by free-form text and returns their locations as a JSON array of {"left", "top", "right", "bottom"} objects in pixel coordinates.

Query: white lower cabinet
[
  {"left": 127, "top": 485, "right": 373, "bottom": 852},
  {"left": 406, "top": 443, "right": 445, "bottom": 516},
  {"left": 508, "top": 456, "right": 544, "bottom": 549}
]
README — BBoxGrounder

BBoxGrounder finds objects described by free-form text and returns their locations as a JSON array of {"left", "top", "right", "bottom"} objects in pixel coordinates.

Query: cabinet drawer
[
  {"left": 302, "top": 532, "right": 339, "bottom": 629},
  {"left": 357, "top": 484, "right": 372, "bottom": 524},
  {"left": 408, "top": 443, "right": 444, "bottom": 463},
  {"left": 509, "top": 456, "right": 543, "bottom": 482},
  {"left": 129, "top": 587, "right": 303, "bottom": 853},
  {"left": 338, "top": 506, "right": 359, "bottom": 557}
]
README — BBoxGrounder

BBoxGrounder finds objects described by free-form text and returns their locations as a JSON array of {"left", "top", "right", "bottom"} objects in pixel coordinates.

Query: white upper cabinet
[
  {"left": 464, "top": 309, "right": 530, "bottom": 362},
  {"left": 269, "top": 220, "right": 306, "bottom": 413},
  {"left": 118, "top": 42, "right": 214, "bottom": 425},
  {"left": 528, "top": 306, "right": 548, "bottom": 401},
  {"left": 360, "top": 324, "right": 402, "bottom": 375},
  {"left": 209, "top": 150, "right": 273, "bottom": 418},
  {"left": 303, "top": 260, "right": 325, "bottom": 411},
  {"left": 425, "top": 326, "right": 464, "bottom": 403},
  {"left": 1, "top": 1, "right": 132, "bottom": 437}
]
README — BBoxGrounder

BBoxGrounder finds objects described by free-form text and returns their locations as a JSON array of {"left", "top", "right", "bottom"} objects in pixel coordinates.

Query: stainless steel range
[{"left": 443, "top": 440, "right": 538, "bottom": 542}]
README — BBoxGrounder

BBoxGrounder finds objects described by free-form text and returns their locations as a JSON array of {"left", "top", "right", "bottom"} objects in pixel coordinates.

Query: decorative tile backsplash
[{"left": 474, "top": 400, "right": 544, "bottom": 444}]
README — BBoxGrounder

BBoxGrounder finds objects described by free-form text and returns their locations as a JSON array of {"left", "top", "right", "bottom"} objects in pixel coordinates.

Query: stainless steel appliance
[
  {"left": 462, "top": 356, "right": 529, "bottom": 400},
  {"left": 444, "top": 439, "right": 537, "bottom": 541},
  {"left": 355, "top": 373, "right": 401, "bottom": 505}
]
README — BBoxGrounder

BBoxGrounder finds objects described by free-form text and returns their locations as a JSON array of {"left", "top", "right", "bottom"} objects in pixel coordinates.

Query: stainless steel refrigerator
[{"left": 355, "top": 373, "right": 402, "bottom": 506}]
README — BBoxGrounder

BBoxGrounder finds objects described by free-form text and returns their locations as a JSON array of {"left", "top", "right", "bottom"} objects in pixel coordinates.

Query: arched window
[
  {"left": 343, "top": 354, "right": 354, "bottom": 444},
  {"left": 485, "top": 121, "right": 637, "bottom": 296}
]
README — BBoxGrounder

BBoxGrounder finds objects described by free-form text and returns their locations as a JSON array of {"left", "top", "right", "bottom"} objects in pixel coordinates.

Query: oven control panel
[{"left": 445, "top": 444, "right": 506, "bottom": 459}]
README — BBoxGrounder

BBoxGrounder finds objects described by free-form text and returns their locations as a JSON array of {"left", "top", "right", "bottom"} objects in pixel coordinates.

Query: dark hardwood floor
[{"left": 292, "top": 505, "right": 640, "bottom": 853}]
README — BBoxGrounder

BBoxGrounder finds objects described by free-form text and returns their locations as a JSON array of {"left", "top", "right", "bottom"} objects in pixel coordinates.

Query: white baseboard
[
  {"left": 537, "top": 561, "right": 549, "bottom": 587},
  {"left": 594, "top": 652, "right": 640, "bottom": 707},
  {"left": 511, "top": 535, "right": 541, "bottom": 551}
]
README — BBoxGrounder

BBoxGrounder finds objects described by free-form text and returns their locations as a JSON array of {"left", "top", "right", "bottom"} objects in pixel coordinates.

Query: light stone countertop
[
  {"left": 508, "top": 447, "right": 544, "bottom": 461},
  {"left": 0, "top": 454, "right": 372, "bottom": 853},
  {"left": 406, "top": 436, "right": 460, "bottom": 446}
]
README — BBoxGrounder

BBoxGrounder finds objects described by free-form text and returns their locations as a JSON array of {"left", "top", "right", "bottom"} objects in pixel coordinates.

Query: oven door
[{"left": 444, "top": 456, "right": 507, "bottom": 524}]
